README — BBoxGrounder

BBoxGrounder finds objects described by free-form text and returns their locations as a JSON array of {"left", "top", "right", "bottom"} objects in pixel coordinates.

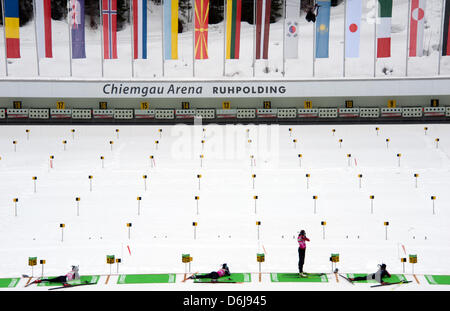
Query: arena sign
[{"left": 0, "top": 78, "right": 449, "bottom": 98}]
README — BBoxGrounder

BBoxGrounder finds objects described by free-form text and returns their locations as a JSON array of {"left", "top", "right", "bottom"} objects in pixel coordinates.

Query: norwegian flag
[{"left": 102, "top": 0, "right": 118, "bottom": 59}]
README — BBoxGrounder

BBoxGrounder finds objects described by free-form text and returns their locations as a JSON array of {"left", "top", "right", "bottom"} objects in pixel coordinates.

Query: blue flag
[
  {"left": 69, "top": 0, "right": 86, "bottom": 59},
  {"left": 315, "top": 0, "right": 331, "bottom": 59}
]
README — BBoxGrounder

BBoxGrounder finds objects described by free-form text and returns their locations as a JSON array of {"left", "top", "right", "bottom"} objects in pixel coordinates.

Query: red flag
[
  {"left": 102, "top": 0, "right": 118, "bottom": 59},
  {"left": 255, "top": 0, "right": 271, "bottom": 59},
  {"left": 195, "top": 0, "right": 209, "bottom": 59}
]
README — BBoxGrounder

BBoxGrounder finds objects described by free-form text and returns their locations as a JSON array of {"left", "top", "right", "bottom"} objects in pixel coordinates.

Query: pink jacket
[
  {"left": 298, "top": 235, "right": 310, "bottom": 249},
  {"left": 217, "top": 269, "right": 226, "bottom": 277}
]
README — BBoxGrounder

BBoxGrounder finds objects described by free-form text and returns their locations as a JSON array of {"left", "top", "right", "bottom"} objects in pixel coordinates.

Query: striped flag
[
  {"left": 409, "top": 0, "right": 426, "bottom": 57},
  {"left": 133, "top": 0, "right": 147, "bottom": 59},
  {"left": 255, "top": 0, "right": 271, "bottom": 59},
  {"left": 70, "top": 0, "right": 86, "bottom": 59},
  {"left": 163, "top": 0, "right": 179, "bottom": 60},
  {"left": 4, "top": 0, "right": 20, "bottom": 58},
  {"left": 225, "top": 0, "right": 242, "bottom": 59},
  {"left": 315, "top": 0, "right": 331, "bottom": 59},
  {"left": 442, "top": 0, "right": 450, "bottom": 56},
  {"left": 284, "top": 0, "right": 300, "bottom": 59},
  {"left": 345, "top": 0, "right": 362, "bottom": 58},
  {"left": 102, "top": 0, "right": 118, "bottom": 59},
  {"left": 35, "top": 0, "right": 53, "bottom": 58},
  {"left": 376, "top": 0, "right": 393, "bottom": 58},
  {"left": 195, "top": 0, "right": 209, "bottom": 59}
]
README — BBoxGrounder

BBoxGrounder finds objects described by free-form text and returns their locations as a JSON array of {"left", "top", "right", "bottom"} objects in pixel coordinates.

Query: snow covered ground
[
  {"left": 1, "top": 122, "right": 450, "bottom": 291},
  {"left": 0, "top": 0, "right": 449, "bottom": 79}
]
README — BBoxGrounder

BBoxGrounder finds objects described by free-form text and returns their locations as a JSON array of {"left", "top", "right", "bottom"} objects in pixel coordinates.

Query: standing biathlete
[{"left": 297, "top": 230, "right": 310, "bottom": 276}]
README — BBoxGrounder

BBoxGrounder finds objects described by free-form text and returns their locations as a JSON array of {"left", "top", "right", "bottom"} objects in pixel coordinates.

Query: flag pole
[
  {"left": 313, "top": 16, "right": 316, "bottom": 77},
  {"left": 282, "top": 0, "right": 286, "bottom": 77},
  {"left": 438, "top": 0, "right": 446, "bottom": 75},
  {"left": 162, "top": 0, "right": 165, "bottom": 77},
  {"left": 68, "top": 0, "right": 73, "bottom": 76},
  {"left": 253, "top": 0, "right": 256, "bottom": 77},
  {"left": 405, "top": 0, "right": 411, "bottom": 76},
  {"left": 99, "top": 0, "right": 104, "bottom": 77},
  {"left": 32, "top": 0, "right": 41, "bottom": 76},
  {"left": 1, "top": 0, "right": 9, "bottom": 76},
  {"left": 192, "top": 0, "right": 195, "bottom": 77},
  {"left": 223, "top": 0, "right": 226, "bottom": 76},
  {"left": 130, "top": 0, "right": 134, "bottom": 77},
  {"left": 343, "top": 0, "right": 347, "bottom": 77},
  {"left": 373, "top": 2, "right": 377, "bottom": 78}
]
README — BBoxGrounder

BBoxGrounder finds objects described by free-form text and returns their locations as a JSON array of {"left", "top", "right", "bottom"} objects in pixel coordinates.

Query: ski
[
  {"left": 48, "top": 281, "right": 96, "bottom": 290},
  {"left": 196, "top": 278, "right": 242, "bottom": 284},
  {"left": 339, "top": 274, "right": 355, "bottom": 285},
  {"left": 370, "top": 280, "right": 412, "bottom": 288},
  {"left": 24, "top": 279, "right": 38, "bottom": 287},
  {"left": 182, "top": 272, "right": 199, "bottom": 282}
]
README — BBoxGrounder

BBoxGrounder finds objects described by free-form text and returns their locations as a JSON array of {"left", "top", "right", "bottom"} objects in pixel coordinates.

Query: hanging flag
[
  {"left": 133, "top": 0, "right": 147, "bottom": 59},
  {"left": 409, "top": 0, "right": 426, "bottom": 57},
  {"left": 442, "top": 0, "right": 450, "bottom": 56},
  {"left": 376, "top": 0, "right": 393, "bottom": 58},
  {"left": 255, "top": 0, "right": 271, "bottom": 59},
  {"left": 4, "top": 0, "right": 20, "bottom": 58},
  {"left": 70, "top": 0, "right": 86, "bottom": 59},
  {"left": 195, "top": 0, "right": 209, "bottom": 59},
  {"left": 284, "top": 0, "right": 300, "bottom": 59},
  {"left": 163, "top": 0, "right": 179, "bottom": 60},
  {"left": 102, "top": 0, "right": 118, "bottom": 59},
  {"left": 315, "top": 0, "right": 331, "bottom": 58},
  {"left": 35, "top": 0, "right": 53, "bottom": 58},
  {"left": 225, "top": 0, "right": 242, "bottom": 59},
  {"left": 345, "top": 0, "right": 362, "bottom": 58}
]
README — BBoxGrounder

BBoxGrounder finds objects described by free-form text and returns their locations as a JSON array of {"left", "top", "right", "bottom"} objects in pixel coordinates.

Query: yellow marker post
[
  {"left": 106, "top": 255, "right": 115, "bottom": 275},
  {"left": 313, "top": 196, "right": 318, "bottom": 214},
  {"left": 76, "top": 197, "right": 80, "bottom": 216},
  {"left": 370, "top": 195, "right": 375, "bottom": 214},
  {"left": 332, "top": 129, "right": 336, "bottom": 136},
  {"left": 197, "top": 174, "right": 202, "bottom": 190},
  {"left": 424, "top": 127, "right": 428, "bottom": 135},
  {"left": 26, "top": 129, "right": 30, "bottom": 140},
  {"left": 414, "top": 173, "right": 419, "bottom": 188},
  {"left": 32, "top": 176, "right": 37, "bottom": 193},
  {"left": 431, "top": 196, "right": 436, "bottom": 215},
  {"left": 256, "top": 221, "right": 261, "bottom": 240},
  {"left": 49, "top": 155, "right": 55, "bottom": 170},
  {"left": 200, "top": 154, "right": 204, "bottom": 168},
  {"left": 100, "top": 156, "right": 105, "bottom": 168},
  {"left": 71, "top": 129, "right": 75, "bottom": 140},
  {"left": 306, "top": 174, "right": 311, "bottom": 190},
  {"left": 401, "top": 257, "right": 407, "bottom": 273},
  {"left": 149, "top": 155, "right": 155, "bottom": 168},
  {"left": 195, "top": 196, "right": 200, "bottom": 215},
  {"left": 321, "top": 221, "right": 326, "bottom": 240},
  {"left": 137, "top": 197, "right": 142, "bottom": 216},
  {"left": 116, "top": 258, "right": 122, "bottom": 274},
  {"left": 409, "top": 255, "right": 418, "bottom": 274},
  {"left": 60, "top": 224, "right": 65, "bottom": 242},
  {"left": 109, "top": 140, "right": 114, "bottom": 151},
  {"left": 358, "top": 174, "right": 363, "bottom": 189},
  {"left": 40, "top": 259, "right": 46, "bottom": 278},
  {"left": 288, "top": 128, "right": 292, "bottom": 137},
  {"left": 252, "top": 174, "right": 256, "bottom": 189},
  {"left": 257, "top": 253, "right": 265, "bottom": 282},
  {"left": 375, "top": 127, "right": 380, "bottom": 136},
  {"left": 158, "top": 129, "right": 162, "bottom": 139},
  {"left": 13, "top": 198, "right": 18, "bottom": 216},
  {"left": 62, "top": 140, "right": 67, "bottom": 151},
  {"left": 347, "top": 154, "right": 352, "bottom": 167},
  {"left": 435, "top": 138, "right": 440, "bottom": 149},
  {"left": 386, "top": 138, "right": 390, "bottom": 149},
  {"left": 28, "top": 257, "right": 37, "bottom": 277},
  {"left": 397, "top": 153, "right": 402, "bottom": 167},
  {"left": 250, "top": 155, "right": 255, "bottom": 168},
  {"left": 330, "top": 254, "right": 339, "bottom": 272},
  {"left": 88, "top": 175, "right": 93, "bottom": 192},
  {"left": 253, "top": 195, "right": 258, "bottom": 214},
  {"left": 339, "top": 139, "right": 343, "bottom": 149},
  {"left": 201, "top": 140, "right": 205, "bottom": 150},
  {"left": 384, "top": 222, "right": 389, "bottom": 240},
  {"left": 155, "top": 140, "right": 159, "bottom": 150},
  {"left": 293, "top": 139, "right": 297, "bottom": 149},
  {"left": 126, "top": 223, "right": 132, "bottom": 239},
  {"left": 246, "top": 128, "right": 250, "bottom": 139},
  {"left": 13, "top": 140, "right": 17, "bottom": 152},
  {"left": 298, "top": 154, "right": 302, "bottom": 168},
  {"left": 143, "top": 175, "right": 148, "bottom": 191},
  {"left": 192, "top": 222, "right": 198, "bottom": 240},
  {"left": 115, "top": 129, "right": 120, "bottom": 139}
]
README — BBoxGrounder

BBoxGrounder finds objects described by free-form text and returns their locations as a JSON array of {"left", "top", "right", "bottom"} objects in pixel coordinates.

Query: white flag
[
  {"left": 345, "top": 0, "right": 362, "bottom": 58},
  {"left": 284, "top": 0, "right": 300, "bottom": 59}
]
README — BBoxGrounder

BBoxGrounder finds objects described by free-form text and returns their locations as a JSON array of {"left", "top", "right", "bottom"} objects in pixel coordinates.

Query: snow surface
[
  {"left": 0, "top": 0, "right": 449, "bottom": 79},
  {"left": 1, "top": 123, "right": 450, "bottom": 291}
]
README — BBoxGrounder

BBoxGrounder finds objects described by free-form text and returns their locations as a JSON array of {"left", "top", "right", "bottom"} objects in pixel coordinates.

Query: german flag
[
  {"left": 5, "top": 0, "right": 20, "bottom": 58},
  {"left": 195, "top": 0, "right": 209, "bottom": 59},
  {"left": 226, "top": 0, "right": 242, "bottom": 59}
]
